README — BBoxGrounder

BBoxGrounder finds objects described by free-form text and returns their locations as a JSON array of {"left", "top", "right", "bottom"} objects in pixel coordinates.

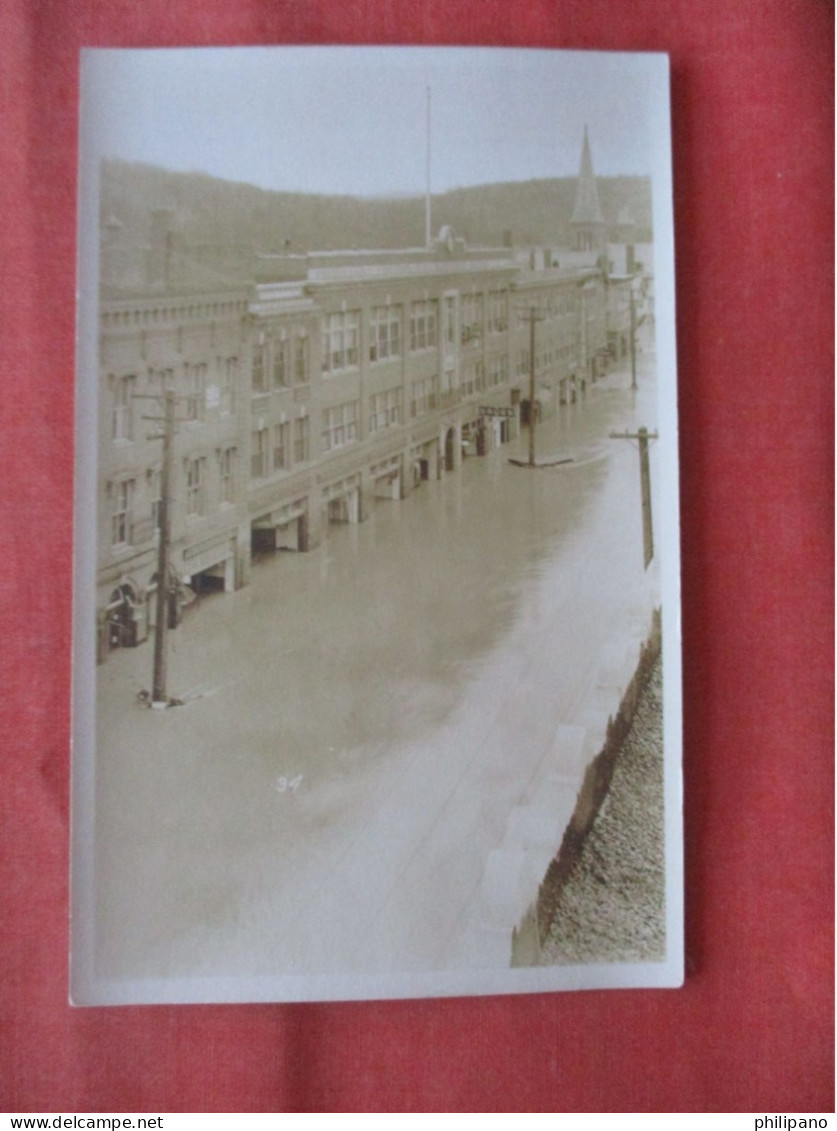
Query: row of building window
[
  {"left": 309, "top": 358, "right": 512, "bottom": 442},
  {"left": 369, "top": 389, "right": 401, "bottom": 433},
  {"left": 115, "top": 356, "right": 520, "bottom": 520},
  {"left": 410, "top": 377, "right": 438, "bottom": 417},
  {"left": 107, "top": 338, "right": 520, "bottom": 548},
  {"left": 108, "top": 290, "right": 588, "bottom": 440},
  {"left": 111, "top": 340, "right": 525, "bottom": 450},
  {"left": 320, "top": 383, "right": 431, "bottom": 448},
  {"left": 410, "top": 300, "right": 437, "bottom": 351},
  {"left": 108, "top": 349, "right": 519, "bottom": 549},
  {"left": 525, "top": 292, "right": 583, "bottom": 321},
  {"left": 321, "top": 311, "right": 361, "bottom": 374},
  {"left": 252, "top": 330, "right": 309, "bottom": 393},
  {"left": 110, "top": 478, "right": 136, "bottom": 547},
  {"left": 111, "top": 362, "right": 521, "bottom": 544},
  {"left": 317, "top": 294, "right": 511, "bottom": 375},
  {"left": 321, "top": 402, "right": 359, "bottom": 452},
  {"left": 369, "top": 306, "right": 401, "bottom": 363},
  {"left": 517, "top": 345, "right": 579, "bottom": 380},
  {"left": 251, "top": 419, "right": 311, "bottom": 479},
  {"left": 109, "top": 447, "right": 239, "bottom": 548},
  {"left": 110, "top": 297, "right": 521, "bottom": 437}
]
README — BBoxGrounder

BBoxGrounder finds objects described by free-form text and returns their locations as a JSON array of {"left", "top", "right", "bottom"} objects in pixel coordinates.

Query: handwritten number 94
[{"left": 275, "top": 775, "right": 303, "bottom": 794}]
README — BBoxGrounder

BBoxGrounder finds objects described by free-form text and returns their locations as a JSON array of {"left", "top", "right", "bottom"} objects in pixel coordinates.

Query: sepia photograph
[{"left": 71, "top": 45, "right": 682, "bottom": 1005}]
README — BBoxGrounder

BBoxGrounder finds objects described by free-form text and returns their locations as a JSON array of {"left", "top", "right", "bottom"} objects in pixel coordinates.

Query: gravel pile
[{"left": 540, "top": 658, "right": 665, "bottom": 965}]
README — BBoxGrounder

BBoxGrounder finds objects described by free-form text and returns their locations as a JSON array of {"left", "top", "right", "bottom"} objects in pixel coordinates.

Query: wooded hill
[{"left": 101, "top": 160, "right": 653, "bottom": 254}]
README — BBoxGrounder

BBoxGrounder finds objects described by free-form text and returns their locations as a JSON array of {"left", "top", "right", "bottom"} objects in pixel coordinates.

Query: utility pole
[
  {"left": 151, "top": 390, "right": 175, "bottom": 706},
  {"left": 518, "top": 305, "right": 545, "bottom": 467},
  {"left": 136, "top": 387, "right": 186, "bottom": 707},
  {"left": 610, "top": 426, "right": 658, "bottom": 568}
]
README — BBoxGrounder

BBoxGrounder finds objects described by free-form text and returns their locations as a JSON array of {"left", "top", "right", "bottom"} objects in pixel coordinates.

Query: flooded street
[{"left": 93, "top": 355, "right": 661, "bottom": 991}]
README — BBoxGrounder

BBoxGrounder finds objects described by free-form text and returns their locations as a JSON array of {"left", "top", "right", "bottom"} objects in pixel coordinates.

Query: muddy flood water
[{"left": 88, "top": 361, "right": 661, "bottom": 994}]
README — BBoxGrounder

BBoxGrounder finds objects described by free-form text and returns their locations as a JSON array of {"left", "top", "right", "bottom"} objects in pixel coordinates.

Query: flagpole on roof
[{"left": 425, "top": 86, "right": 432, "bottom": 249}]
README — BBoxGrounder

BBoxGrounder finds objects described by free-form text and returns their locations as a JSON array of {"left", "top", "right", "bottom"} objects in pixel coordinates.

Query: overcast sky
[{"left": 81, "top": 47, "right": 669, "bottom": 198}]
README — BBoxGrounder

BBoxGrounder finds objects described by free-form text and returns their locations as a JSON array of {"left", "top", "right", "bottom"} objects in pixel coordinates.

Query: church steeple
[{"left": 571, "top": 126, "right": 606, "bottom": 252}]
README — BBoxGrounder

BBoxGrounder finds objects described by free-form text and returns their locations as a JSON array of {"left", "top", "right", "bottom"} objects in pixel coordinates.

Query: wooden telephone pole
[
  {"left": 610, "top": 426, "right": 658, "bottom": 569},
  {"left": 136, "top": 387, "right": 187, "bottom": 708},
  {"left": 518, "top": 306, "right": 545, "bottom": 467}
]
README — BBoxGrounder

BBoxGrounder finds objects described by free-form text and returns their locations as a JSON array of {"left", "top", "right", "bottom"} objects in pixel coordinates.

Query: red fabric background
[{"left": 1, "top": 0, "right": 833, "bottom": 1114}]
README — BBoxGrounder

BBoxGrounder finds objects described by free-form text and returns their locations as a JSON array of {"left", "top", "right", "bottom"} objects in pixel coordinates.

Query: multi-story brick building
[{"left": 97, "top": 271, "right": 252, "bottom": 659}]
